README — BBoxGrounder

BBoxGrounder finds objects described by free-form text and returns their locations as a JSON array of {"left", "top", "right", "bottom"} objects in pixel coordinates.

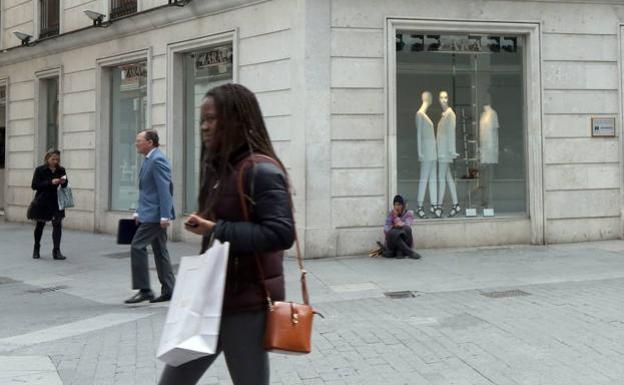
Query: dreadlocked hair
[{"left": 197, "top": 83, "right": 286, "bottom": 219}]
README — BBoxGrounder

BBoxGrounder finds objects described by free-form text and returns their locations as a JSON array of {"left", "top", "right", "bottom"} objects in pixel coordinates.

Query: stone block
[
  {"left": 332, "top": 168, "right": 385, "bottom": 197},
  {"left": 543, "top": 114, "right": 591, "bottom": 138},
  {"left": 546, "top": 189, "right": 620, "bottom": 219},
  {"left": 239, "top": 29, "right": 292, "bottom": 65},
  {"left": 62, "top": 149, "right": 95, "bottom": 170},
  {"left": 331, "top": 58, "right": 383, "bottom": 88},
  {"left": 332, "top": 196, "right": 385, "bottom": 228},
  {"left": 331, "top": 114, "right": 384, "bottom": 140},
  {"left": 8, "top": 135, "right": 34, "bottom": 152},
  {"left": 63, "top": 113, "right": 94, "bottom": 133},
  {"left": 544, "top": 164, "right": 619, "bottom": 191},
  {"left": 331, "top": 28, "right": 383, "bottom": 58},
  {"left": 543, "top": 62, "right": 618, "bottom": 91},
  {"left": 265, "top": 116, "right": 291, "bottom": 141},
  {"left": 256, "top": 90, "right": 292, "bottom": 117},
  {"left": 544, "top": 138, "right": 618, "bottom": 164},
  {"left": 7, "top": 151, "right": 33, "bottom": 169},
  {"left": 331, "top": 89, "right": 383, "bottom": 114},
  {"left": 63, "top": 90, "right": 96, "bottom": 115},
  {"left": 8, "top": 119, "right": 34, "bottom": 136},
  {"left": 239, "top": 60, "right": 291, "bottom": 93},
  {"left": 544, "top": 90, "right": 619, "bottom": 115},
  {"left": 546, "top": 217, "right": 620, "bottom": 243},
  {"left": 9, "top": 80, "right": 34, "bottom": 102},
  {"left": 543, "top": 33, "right": 618, "bottom": 62},
  {"left": 63, "top": 131, "right": 95, "bottom": 150},
  {"left": 9, "top": 100, "right": 34, "bottom": 121},
  {"left": 64, "top": 69, "right": 96, "bottom": 94},
  {"left": 331, "top": 140, "right": 384, "bottom": 168}
]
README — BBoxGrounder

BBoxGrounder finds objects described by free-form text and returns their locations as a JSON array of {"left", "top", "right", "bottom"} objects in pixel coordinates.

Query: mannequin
[
  {"left": 479, "top": 103, "right": 499, "bottom": 209},
  {"left": 415, "top": 91, "right": 438, "bottom": 219},
  {"left": 436, "top": 91, "right": 460, "bottom": 217}
]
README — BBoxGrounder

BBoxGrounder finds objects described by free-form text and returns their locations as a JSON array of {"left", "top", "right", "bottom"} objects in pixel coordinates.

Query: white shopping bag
[{"left": 157, "top": 240, "right": 230, "bottom": 367}]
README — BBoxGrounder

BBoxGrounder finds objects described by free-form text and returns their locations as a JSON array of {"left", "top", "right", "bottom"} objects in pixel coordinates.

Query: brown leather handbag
[{"left": 237, "top": 155, "right": 318, "bottom": 354}]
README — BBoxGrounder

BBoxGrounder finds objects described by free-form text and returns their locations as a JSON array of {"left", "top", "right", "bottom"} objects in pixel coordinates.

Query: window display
[
  {"left": 110, "top": 61, "right": 147, "bottom": 211},
  {"left": 183, "top": 44, "right": 233, "bottom": 213},
  {"left": 396, "top": 33, "right": 526, "bottom": 218}
]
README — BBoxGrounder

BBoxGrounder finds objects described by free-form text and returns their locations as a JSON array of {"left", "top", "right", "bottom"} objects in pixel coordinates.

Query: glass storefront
[
  {"left": 45, "top": 77, "right": 59, "bottom": 151},
  {"left": 396, "top": 33, "right": 526, "bottom": 219},
  {"left": 183, "top": 44, "right": 233, "bottom": 213},
  {"left": 110, "top": 61, "right": 148, "bottom": 211}
]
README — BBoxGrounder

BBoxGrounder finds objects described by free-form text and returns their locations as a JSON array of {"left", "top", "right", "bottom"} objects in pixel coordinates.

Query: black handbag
[{"left": 117, "top": 219, "right": 139, "bottom": 245}]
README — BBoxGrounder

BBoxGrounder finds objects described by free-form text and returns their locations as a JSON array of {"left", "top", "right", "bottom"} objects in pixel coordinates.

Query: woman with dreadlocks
[{"left": 158, "top": 83, "right": 295, "bottom": 385}]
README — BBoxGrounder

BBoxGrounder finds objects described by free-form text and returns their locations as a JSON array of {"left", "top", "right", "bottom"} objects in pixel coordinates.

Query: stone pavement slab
[
  {"left": 0, "top": 356, "right": 63, "bottom": 385},
  {"left": 2, "top": 218, "right": 624, "bottom": 384}
]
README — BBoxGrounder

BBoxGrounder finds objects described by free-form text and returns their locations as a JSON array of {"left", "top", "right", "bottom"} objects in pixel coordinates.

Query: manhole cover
[
  {"left": 384, "top": 291, "right": 416, "bottom": 299},
  {"left": 26, "top": 285, "right": 69, "bottom": 294},
  {"left": 0, "top": 276, "right": 19, "bottom": 285},
  {"left": 481, "top": 289, "right": 530, "bottom": 299}
]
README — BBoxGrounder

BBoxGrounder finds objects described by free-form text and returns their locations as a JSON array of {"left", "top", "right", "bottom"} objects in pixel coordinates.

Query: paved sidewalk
[{"left": 1, "top": 218, "right": 624, "bottom": 384}]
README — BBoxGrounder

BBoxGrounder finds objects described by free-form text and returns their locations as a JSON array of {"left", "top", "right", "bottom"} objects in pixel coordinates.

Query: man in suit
[{"left": 125, "top": 130, "right": 176, "bottom": 304}]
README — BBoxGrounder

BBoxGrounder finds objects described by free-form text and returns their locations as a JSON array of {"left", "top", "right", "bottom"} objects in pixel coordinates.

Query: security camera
[
  {"left": 84, "top": 10, "right": 106, "bottom": 26},
  {"left": 13, "top": 31, "right": 32, "bottom": 46}
]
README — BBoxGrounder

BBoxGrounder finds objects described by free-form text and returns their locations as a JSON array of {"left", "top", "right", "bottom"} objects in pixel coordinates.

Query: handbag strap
[{"left": 236, "top": 154, "right": 310, "bottom": 307}]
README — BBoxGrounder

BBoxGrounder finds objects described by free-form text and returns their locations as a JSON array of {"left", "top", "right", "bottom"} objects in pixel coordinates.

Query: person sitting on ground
[{"left": 382, "top": 195, "right": 421, "bottom": 259}]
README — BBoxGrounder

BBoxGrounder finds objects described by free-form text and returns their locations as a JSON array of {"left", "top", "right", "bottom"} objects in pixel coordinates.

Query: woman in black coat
[{"left": 28, "top": 149, "right": 68, "bottom": 260}]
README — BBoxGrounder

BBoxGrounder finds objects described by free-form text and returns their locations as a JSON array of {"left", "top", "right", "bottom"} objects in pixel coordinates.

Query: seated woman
[{"left": 383, "top": 195, "right": 421, "bottom": 259}]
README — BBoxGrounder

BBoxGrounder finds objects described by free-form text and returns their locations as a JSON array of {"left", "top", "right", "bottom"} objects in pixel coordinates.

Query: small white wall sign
[{"left": 591, "top": 117, "right": 616, "bottom": 137}]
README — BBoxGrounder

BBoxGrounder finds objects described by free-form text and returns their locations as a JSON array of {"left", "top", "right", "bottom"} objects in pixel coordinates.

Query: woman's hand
[
  {"left": 51, "top": 178, "right": 61, "bottom": 185},
  {"left": 184, "top": 213, "right": 215, "bottom": 236}
]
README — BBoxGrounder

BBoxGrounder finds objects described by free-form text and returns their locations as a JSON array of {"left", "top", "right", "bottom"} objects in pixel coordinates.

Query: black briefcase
[{"left": 117, "top": 219, "right": 139, "bottom": 245}]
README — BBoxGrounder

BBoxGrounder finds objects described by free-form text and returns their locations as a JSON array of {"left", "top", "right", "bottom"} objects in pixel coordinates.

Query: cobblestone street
[{"left": 2, "top": 219, "right": 624, "bottom": 384}]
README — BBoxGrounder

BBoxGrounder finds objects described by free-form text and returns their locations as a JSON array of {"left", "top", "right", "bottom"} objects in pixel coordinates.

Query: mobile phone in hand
[{"left": 185, "top": 221, "right": 198, "bottom": 228}]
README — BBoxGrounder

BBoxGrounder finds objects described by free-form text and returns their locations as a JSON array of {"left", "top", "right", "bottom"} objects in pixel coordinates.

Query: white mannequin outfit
[
  {"left": 436, "top": 91, "right": 460, "bottom": 217},
  {"left": 479, "top": 105, "right": 499, "bottom": 208},
  {"left": 415, "top": 91, "right": 438, "bottom": 218}
]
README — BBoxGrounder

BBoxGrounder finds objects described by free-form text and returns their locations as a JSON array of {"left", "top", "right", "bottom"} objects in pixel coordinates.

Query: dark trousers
[
  {"left": 130, "top": 222, "right": 175, "bottom": 295},
  {"left": 386, "top": 226, "right": 414, "bottom": 255},
  {"left": 34, "top": 219, "right": 62, "bottom": 251},
  {"left": 159, "top": 311, "right": 269, "bottom": 385}
]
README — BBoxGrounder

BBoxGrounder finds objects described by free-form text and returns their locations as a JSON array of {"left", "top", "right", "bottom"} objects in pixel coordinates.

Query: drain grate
[
  {"left": 0, "top": 276, "right": 19, "bottom": 285},
  {"left": 27, "top": 285, "right": 69, "bottom": 294},
  {"left": 384, "top": 291, "right": 416, "bottom": 299},
  {"left": 481, "top": 289, "right": 530, "bottom": 299},
  {"left": 101, "top": 251, "right": 131, "bottom": 259}
]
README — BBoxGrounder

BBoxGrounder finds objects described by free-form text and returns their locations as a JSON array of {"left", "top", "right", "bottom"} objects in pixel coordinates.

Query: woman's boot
[{"left": 32, "top": 245, "right": 40, "bottom": 259}]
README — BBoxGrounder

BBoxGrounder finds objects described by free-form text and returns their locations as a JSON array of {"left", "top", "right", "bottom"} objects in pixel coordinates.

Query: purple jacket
[{"left": 384, "top": 209, "right": 414, "bottom": 235}]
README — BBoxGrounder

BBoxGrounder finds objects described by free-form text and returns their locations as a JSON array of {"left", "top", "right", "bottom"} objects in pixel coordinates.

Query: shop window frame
[
  {"left": 34, "top": 67, "right": 63, "bottom": 157},
  {"left": 166, "top": 29, "right": 238, "bottom": 239},
  {"left": 95, "top": 48, "right": 152, "bottom": 231},
  {"left": 385, "top": 18, "right": 544, "bottom": 244}
]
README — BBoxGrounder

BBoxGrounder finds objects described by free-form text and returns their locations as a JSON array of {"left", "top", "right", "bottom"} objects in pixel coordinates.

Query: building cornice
[{"left": 0, "top": 0, "right": 266, "bottom": 67}]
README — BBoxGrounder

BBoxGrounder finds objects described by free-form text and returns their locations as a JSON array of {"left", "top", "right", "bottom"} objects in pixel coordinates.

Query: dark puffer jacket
[
  {"left": 201, "top": 152, "right": 295, "bottom": 314},
  {"left": 29, "top": 165, "right": 68, "bottom": 221}
]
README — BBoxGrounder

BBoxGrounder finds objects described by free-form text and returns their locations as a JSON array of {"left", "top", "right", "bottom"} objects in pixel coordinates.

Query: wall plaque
[{"left": 591, "top": 117, "right": 616, "bottom": 137}]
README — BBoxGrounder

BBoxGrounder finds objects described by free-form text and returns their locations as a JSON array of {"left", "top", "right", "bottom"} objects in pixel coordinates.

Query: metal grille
[
  {"left": 384, "top": 291, "right": 416, "bottom": 299},
  {"left": 101, "top": 251, "right": 131, "bottom": 259},
  {"left": 481, "top": 289, "right": 530, "bottom": 299},
  {"left": 110, "top": 0, "right": 137, "bottom": 19},
  {"left": 0, "top": 276, "right": 18, "bottom": 285},
  {"left": 27, "top": 285, "right": 68, "bottom": 294},
  {"left": 39, "top": 0, "right": 60, "bottom": 39}
]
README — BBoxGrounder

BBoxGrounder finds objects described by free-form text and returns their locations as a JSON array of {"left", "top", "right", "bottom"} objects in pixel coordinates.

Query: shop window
[
  {"left": 183, "top": 44, "right": 233, "bottom": 213},
  {"left": 39, "top": 77, "right": 59, "bottom": 151},
  {"left": 110, "top": 0, "right": 137, "bottom": 20},
  {"left": 396, "top": 33, "right": 525, "bottom": 218},
  {"left": 110, "top": 61, "right": 147, "bottom": 211},
  {"left": 39, "top": 0, "right": 60, "bottom": 39}
]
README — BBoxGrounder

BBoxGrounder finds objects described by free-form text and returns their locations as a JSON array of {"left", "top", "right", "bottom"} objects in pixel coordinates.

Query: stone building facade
[{"left": 0, "top": 0, "right": 623, "bottom": 257}]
